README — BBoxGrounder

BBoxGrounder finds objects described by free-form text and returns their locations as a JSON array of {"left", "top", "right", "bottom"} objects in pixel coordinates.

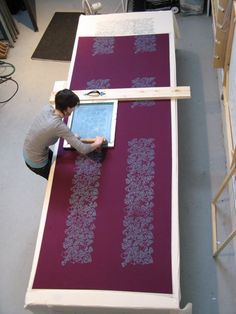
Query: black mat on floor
[
  {"left": 31, "top": 12, "right": 83, "bottom": 61},
  {"left": 131, "top": 0, "right": 146, "bottom": 11}
]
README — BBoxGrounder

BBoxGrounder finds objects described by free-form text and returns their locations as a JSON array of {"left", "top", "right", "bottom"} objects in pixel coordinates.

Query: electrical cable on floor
[
  {"left": 0, "top": 77, "right": 19, "bottom": 103},
  {"left": 0, "top": 60, "right": 19, "bottom": 104}
]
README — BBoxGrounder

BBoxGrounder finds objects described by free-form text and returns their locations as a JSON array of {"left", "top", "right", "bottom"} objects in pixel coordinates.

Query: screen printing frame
[
  {"left": 63, "top": 99, "right": 118, "bottom": 148},
  {"left": 25, "top": 11, "right": 189, "bottom": 314}
]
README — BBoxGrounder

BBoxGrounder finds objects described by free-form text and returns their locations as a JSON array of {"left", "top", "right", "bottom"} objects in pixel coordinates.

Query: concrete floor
[
  {"left": 176, "top": 15, "right": 236, "bottom": 314},
  {"left": 0, "top": 1, "right": 235, "bottom": 314}
]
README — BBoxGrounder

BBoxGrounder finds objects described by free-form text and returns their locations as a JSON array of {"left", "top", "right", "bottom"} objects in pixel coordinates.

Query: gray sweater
[{"left": 23, "top": 105, "right": 94, "bottom": 168}]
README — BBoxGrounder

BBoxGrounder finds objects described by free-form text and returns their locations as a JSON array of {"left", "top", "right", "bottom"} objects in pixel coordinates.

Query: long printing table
[{"left": 25, "top": 11, "right": 192, "bottom": 314}]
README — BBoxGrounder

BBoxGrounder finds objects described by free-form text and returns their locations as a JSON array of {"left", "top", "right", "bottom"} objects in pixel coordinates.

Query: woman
[{"left": 23, "top": 89, "right": 104, "bottom": 179}]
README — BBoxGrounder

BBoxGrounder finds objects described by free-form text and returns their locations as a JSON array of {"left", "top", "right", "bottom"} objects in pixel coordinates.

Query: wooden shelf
[{"left": 211, "top": 0, "right": 233, "bottom": 68}]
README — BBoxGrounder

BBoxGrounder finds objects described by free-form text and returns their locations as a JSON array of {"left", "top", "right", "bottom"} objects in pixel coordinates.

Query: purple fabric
[
  {"left": 33, "top": 34, "right": 173, "bottom": 293},
  {"left": 70, "top": 34, "right": 170, "bottom": 90}
]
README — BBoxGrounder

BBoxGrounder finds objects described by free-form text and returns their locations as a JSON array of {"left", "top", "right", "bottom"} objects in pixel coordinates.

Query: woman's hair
[{"left": 55, "top": 89, "right": 80, "bottom": 112}]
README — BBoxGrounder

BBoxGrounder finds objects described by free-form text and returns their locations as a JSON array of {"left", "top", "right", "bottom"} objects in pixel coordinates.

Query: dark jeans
[{"left": 25, "top": 149, "right": 53, "bottom": 180}]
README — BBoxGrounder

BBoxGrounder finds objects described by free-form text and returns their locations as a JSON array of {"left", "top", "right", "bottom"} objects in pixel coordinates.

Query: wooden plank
[
  {"left": 50, "top": 86, "right": 191, "bottom": 104},
  {"left": 213, "top": 27, "right": 228, "bottom": 68},
  {"left": 211, "top": 203, "right": 218, "bottom": 255},
  {"left": 230, "top": 146, "right": 236, "bottom": 168},
  {"left": 213, "top": 228, "right": 236, "bottom": 257},
  {"left": 216, "top": 0, "right": 229, "bottom": 25},
  {"left": 223, "top": 1, "right": 236, "bottom": 85},
  {"left": 211, "top": 153, "right": 236, "bottom": 257},
  {"left": 223, "top": 81, "right": 234, "bottom": 166},
  {"left": 212, "top": 164, "right": 236, "bottom": 204},
  {"left": 213, "top": 0, "right": 233, "bottom": 68}
]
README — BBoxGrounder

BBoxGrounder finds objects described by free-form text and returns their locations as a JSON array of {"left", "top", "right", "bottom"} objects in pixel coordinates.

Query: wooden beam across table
[{"left": 49, "top": 86, "right": 191, "bottom": 104}]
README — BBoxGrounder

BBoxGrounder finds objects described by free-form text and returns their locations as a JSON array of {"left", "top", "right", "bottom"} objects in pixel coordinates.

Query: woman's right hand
[{"left": 92, "top": 136, "right": 104, "bottom": 149}]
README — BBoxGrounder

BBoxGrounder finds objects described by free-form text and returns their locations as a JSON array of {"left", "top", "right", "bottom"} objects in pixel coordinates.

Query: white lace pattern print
[
  {"left": 86, "top": 79, "right": 111, "bottom": 89},
  {"left": 134, "top": 35, "right": 157, "bottom": 54},
  {"left": 121, "top": 138, "right": 155, "bottom": 267},
  {"left": 92, "top": 37, "right": 115, "bottom": 56},
  {"left": 61, "top": 156, "right": 102, "bottom": 266}
]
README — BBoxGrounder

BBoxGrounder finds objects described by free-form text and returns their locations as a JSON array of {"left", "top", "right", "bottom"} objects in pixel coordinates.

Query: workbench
[{"left": 25, "top": 11, "right": 192, "bottom": 314}]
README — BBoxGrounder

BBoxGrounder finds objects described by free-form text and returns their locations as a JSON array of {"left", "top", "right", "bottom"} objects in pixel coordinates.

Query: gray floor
[{"left": 0, "top": 1, "right": 235, "bottom": 314}]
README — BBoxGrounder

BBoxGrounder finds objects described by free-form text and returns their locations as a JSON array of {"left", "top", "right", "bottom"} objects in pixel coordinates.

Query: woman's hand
[{"left": 92, "top": 136, "right": 104, "bottom": 149}]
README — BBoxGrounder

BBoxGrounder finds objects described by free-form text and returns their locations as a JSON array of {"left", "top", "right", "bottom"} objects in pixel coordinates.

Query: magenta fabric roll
[{"left": 33, "top": 34, "right": 173, "bottom": 293}]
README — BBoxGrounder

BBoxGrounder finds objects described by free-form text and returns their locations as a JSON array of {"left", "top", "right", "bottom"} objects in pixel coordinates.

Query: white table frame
[{"left": 25, "top": 11, "right": 192, "bottom": 314}]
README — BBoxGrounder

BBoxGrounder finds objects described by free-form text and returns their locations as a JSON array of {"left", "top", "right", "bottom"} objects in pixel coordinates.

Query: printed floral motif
[
  {"left": 134, "top": 35, "right": 156, "bottom": 54},
  {"left": 131, "top": 77, "right": 156, "bottom": 108},
  {"left": 131, "top": 101, "right": 156, "bottom": 108},
  {"left": 94, "top": 19, "right": 154, "bottom": 36},
  {"left": 86, "top": 79, "right": 111, "bottom": 89},
  {"left": 61, "top": 156, "right": 102, "bottom": 266},
  {"left": 121, "top": 138, "right": 155, "bottom": 267},
  {"left": 132, "top": 77, "right": 156, "bottom": 88},
  {"left": 92, "top": 37, "right": 115, "bottom": 56}
]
